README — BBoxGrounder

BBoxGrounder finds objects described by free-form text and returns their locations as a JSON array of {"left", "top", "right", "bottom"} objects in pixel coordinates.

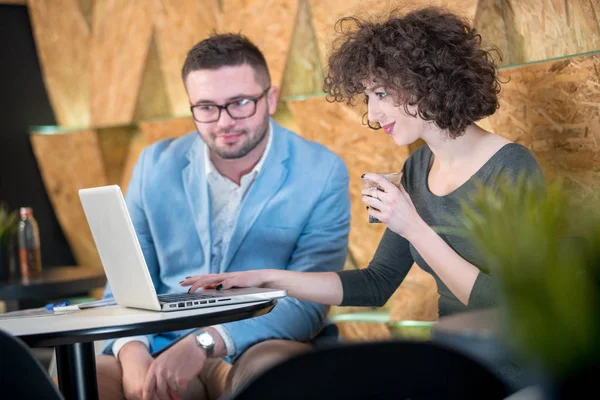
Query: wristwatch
[{"left": 194, "top": 330, "right": 215, "bottom": 356}]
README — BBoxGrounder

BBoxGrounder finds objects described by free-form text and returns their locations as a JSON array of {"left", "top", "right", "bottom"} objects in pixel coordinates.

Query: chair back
[
  {"left": 0, "top": 329, "right": 63, "bottom": 399},
  {"left": 227, "top": 339, "right": 510, "bottom": 400}
]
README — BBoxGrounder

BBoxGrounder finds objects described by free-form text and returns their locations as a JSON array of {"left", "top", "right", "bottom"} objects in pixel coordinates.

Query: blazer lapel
[
  {"left": 221, "top": 122, "right": 290, "bottom": 272},
  {"left": 182, "top": 135, "right": 213, "bottom": 271}
]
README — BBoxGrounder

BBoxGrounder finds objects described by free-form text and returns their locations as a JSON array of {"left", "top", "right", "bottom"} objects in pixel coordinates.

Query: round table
[{"left": 0, "top": 300, "right": 276, "bottom": 400}]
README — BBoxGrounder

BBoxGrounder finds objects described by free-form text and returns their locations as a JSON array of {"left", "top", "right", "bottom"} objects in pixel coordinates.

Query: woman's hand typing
[{"left": 181, "top": 270, "right": 272, "bottom": 293}]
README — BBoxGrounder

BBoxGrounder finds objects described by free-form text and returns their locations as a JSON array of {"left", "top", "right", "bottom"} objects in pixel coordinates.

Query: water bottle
[{"left": 18, "top": 207, "right": 42, "bottom": 279}]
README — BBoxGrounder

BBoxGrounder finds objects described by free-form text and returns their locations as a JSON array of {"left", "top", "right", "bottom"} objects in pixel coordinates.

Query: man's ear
[{"left": 267, "top": 86, "right": 279, "bottom": 115}]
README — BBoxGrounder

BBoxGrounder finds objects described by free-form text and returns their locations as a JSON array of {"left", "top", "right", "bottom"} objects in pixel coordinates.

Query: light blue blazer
[{"left": 102, "top": 119, "right": 351, "bottom": 361}]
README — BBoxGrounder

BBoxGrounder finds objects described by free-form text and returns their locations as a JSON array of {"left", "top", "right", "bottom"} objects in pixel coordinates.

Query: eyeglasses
[{"left": 190, "top": 87, "right": 271, "bottom": 123}]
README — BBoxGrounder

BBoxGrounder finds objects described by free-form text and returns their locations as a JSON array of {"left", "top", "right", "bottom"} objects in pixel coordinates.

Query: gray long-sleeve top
[{"left": 338, "top": 143, "right": 544, "bottom": 317}]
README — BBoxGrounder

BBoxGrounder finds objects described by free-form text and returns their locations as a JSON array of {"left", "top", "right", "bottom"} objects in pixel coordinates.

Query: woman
[{"left": 182, "top": 7, "right": 543, "bottom": 318}]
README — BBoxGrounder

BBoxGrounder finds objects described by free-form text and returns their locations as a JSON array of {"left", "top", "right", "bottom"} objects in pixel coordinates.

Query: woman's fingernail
[
  {"left": 361, "top": 174, "right": 365, "bottom": 178},
  {"left": 179, "top": 280, "right": 184, "bottom": 284},
  {"left": 366, "top": 206, "right": 369, "bottom": 210},
  {"left": 188, "top": 288, "right": 192, "bottom": 293},
  {"left": 185, "top": 276, "right": 191, "bottom": 279},
  {"left": 216, "top": 284, "right": 223, "bottom": 291}
]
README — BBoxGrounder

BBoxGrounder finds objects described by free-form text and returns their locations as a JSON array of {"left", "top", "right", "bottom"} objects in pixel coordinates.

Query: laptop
[{"left": 78, "top": 185, "right": 287, "bottom": 312}]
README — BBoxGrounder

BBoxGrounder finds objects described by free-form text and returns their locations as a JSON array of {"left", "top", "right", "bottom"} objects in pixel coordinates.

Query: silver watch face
[{"left": 198, "top": 333, "right": 214, "bottom": 347}]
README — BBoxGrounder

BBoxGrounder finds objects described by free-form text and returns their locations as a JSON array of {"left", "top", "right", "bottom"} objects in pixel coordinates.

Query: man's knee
[
  {"left": 229, "top": 340, "right": 312, "bottom": 391},
  {"left": 96, "top": 355, "right": 124, "bottom": 400}
]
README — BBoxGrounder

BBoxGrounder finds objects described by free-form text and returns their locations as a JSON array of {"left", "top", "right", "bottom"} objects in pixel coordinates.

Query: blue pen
[{"left": 45, "top": 301, "right": 70, "bottom": 312}]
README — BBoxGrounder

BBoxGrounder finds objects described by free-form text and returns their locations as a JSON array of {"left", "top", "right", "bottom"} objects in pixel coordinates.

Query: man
[{"left": 95, "top": 33, "right": 350, "bottom": 400}]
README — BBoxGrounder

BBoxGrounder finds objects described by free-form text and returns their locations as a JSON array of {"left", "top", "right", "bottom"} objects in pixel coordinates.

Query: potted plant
[
  {"left": 0, "top": 203, "right": 18, "bottom": 281},
  {"left": 448, "top": 174, "right": 600, "bottom": 398}
]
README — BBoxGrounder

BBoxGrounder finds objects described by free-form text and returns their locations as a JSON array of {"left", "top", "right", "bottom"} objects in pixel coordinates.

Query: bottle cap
[{"left": 19, "top": 207, "right": 33, "bottom": 217}]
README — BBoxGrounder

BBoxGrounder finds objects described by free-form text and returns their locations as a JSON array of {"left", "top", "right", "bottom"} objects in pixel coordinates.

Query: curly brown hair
[{"left": 323, "top": 7, "right": 501, "bottom": 138}]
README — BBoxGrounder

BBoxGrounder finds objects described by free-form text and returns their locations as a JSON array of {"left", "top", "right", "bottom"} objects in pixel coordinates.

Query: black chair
[
  {"left": 225, "top": 339, "right": 511, "bottom": 400},
  {"left": 0, "top": 329, "right": 63, "bottom": 399}
]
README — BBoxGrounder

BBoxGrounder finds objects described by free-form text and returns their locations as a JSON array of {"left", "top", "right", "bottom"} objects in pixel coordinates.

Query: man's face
[{"left": 185, "top": 64, "right": 277, "bottom": 159}]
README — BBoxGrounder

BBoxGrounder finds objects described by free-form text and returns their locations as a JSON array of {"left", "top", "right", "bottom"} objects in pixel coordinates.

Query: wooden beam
[
  {"left": 90, "top": 0, "right": 155, "bottom": 126},
  {"left": 30, "top": 130, "right": 107, "bottom": 268},
  {"left": 222, "top": 0, "right": 299, "bottom": 89},
  {"left": 27, "top": 0, "right": 91, "bottom": 127},
  {"left": 154, "top": 0, "right": 221, "bottom": 117},
  {"left": 280, "top": 0, "right": 324, "bottom": 99}
]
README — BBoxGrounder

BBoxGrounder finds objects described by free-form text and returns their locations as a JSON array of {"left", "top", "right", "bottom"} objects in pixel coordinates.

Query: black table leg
[{"left": 56, "top": 342, "right": 99, "bottom": 400}]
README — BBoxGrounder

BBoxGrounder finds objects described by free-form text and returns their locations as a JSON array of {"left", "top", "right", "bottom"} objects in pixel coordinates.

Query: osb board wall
[
  {"left": 279, "top": 0, "right": 323, "bottom": 99},
  {"left": 120, "top": 132, "right": 146, "bottom": 195},
  {"left": 96, "top": 125, "right": 139, "bottom": 185},
  {"left": 153, "top": 0, "right": 221, "bottom": 117},
  {"left": 138, "top": 117, "right": 196, "bottom": 146},
  {"left": 25, "top": 0, "right": 600, "bottom": 128},
  {"left": 132, "top": 38, "right": 173, "bottom": 122},
  {"left": 489, "top": 52, "right": 600, "bottom": 203},
  {"left": 222, "top": 0, "right": 299, "bottom": 90},
  {"left": 30, "top": 131, "right": 107, "bottom": 268},
  {"left": 27, "top": 0, "right": 91, "bottom": 127},
  {"left": 90, "top": 0, "right": 155, "bottom": 126},
  {"left": 501, "top": 0, "right": 600, "bottom": 65}
]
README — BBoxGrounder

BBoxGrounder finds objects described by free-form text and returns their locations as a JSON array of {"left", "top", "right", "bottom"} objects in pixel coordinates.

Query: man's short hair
[{"left": 182, "top": 33, "right": 271, "bottom": 87}]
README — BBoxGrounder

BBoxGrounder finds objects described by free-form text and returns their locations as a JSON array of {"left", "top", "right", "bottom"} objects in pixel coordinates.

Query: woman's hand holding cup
[{"left": 360, "top": 172, "right": 423, "bottom": 239}]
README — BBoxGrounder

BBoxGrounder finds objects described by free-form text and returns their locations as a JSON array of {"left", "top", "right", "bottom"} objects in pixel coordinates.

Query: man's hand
[
  {"left": 119, "top": 341, "right": 154, "bottom": 400},
  {"left": 142, "top": 334, "right": 208, "bottom": 400}
]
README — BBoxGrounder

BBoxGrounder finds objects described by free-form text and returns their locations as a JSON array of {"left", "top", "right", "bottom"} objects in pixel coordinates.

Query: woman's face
[{"left": 364, "top": 85, "right": 425, "bottom": 147}]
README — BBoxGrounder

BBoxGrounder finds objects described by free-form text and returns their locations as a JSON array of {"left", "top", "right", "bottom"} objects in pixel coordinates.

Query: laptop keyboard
[{"left": 158, "top": 292, "right": 219, "bottom": 302}]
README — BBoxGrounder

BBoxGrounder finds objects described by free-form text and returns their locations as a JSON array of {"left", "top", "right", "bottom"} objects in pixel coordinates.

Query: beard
[{"left": 203, "top": 112, "right": 270, "bottom": 160}]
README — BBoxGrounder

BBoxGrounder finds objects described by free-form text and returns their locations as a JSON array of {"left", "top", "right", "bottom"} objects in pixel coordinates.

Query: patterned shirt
[{"left": 204, "top": 124, "right": 273, "bottom": 273}]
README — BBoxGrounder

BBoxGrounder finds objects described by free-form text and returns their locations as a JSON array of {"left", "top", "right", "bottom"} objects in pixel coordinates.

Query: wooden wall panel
[
  {"left": 288, "top": 97, "right": 439, "bottom": 320},
  {"left": 120, "top": 132, "right": 147, "bottom": 195},
  {"left": 473, "top": 0, "right": 511, "bottom": 66},
  {"left": 132, "top": 37, "right": 172, "bottom": 122},
  {"left": 78, "top": 0, "right": 94, "bottom": 28},
  {"left": 30, "top": 131, "right": 107, "bottom": 268},
  {"left": 280, "top": 0, "right": 323, "bottom": 99},
  {"left": 503, "top": 0, "right": 600, "bottom": 65},
  {"left": 222, "top": 0, "right": 299, "bottom": 89},
  {"left": 308, "top": 0, "right": 479, "bottom": 69},
  {"left": 138, "top": 117, "right": 196, "bottom": 146},
  {"left": 489, "top": 52, "right": 600, "bottom": 203},
  {"left": 388, "top": 267, "right": 439, "bottom": 321},
  {"left": 27, "top": 0, "right": 91, "bottom": 127},
  {"left": 154, "top": 0, "right": 221, "bottom": 116},
  {"left": 96, "top": 125, "right": 138, "bottom": 186},
  {"left": 90, "top": 0, "right": 155, "bottom": 126}
]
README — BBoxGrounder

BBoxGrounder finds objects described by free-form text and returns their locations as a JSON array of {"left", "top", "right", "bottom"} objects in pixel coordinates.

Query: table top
[
  {"left": 432, "top": 308, "right": 499, "bottom": 339},
  {"left": 0, "top": 300, "right": 276, "bottom": 347},
  {"left": 0, "top": 265, "right": 106, "bottom": 301}
]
